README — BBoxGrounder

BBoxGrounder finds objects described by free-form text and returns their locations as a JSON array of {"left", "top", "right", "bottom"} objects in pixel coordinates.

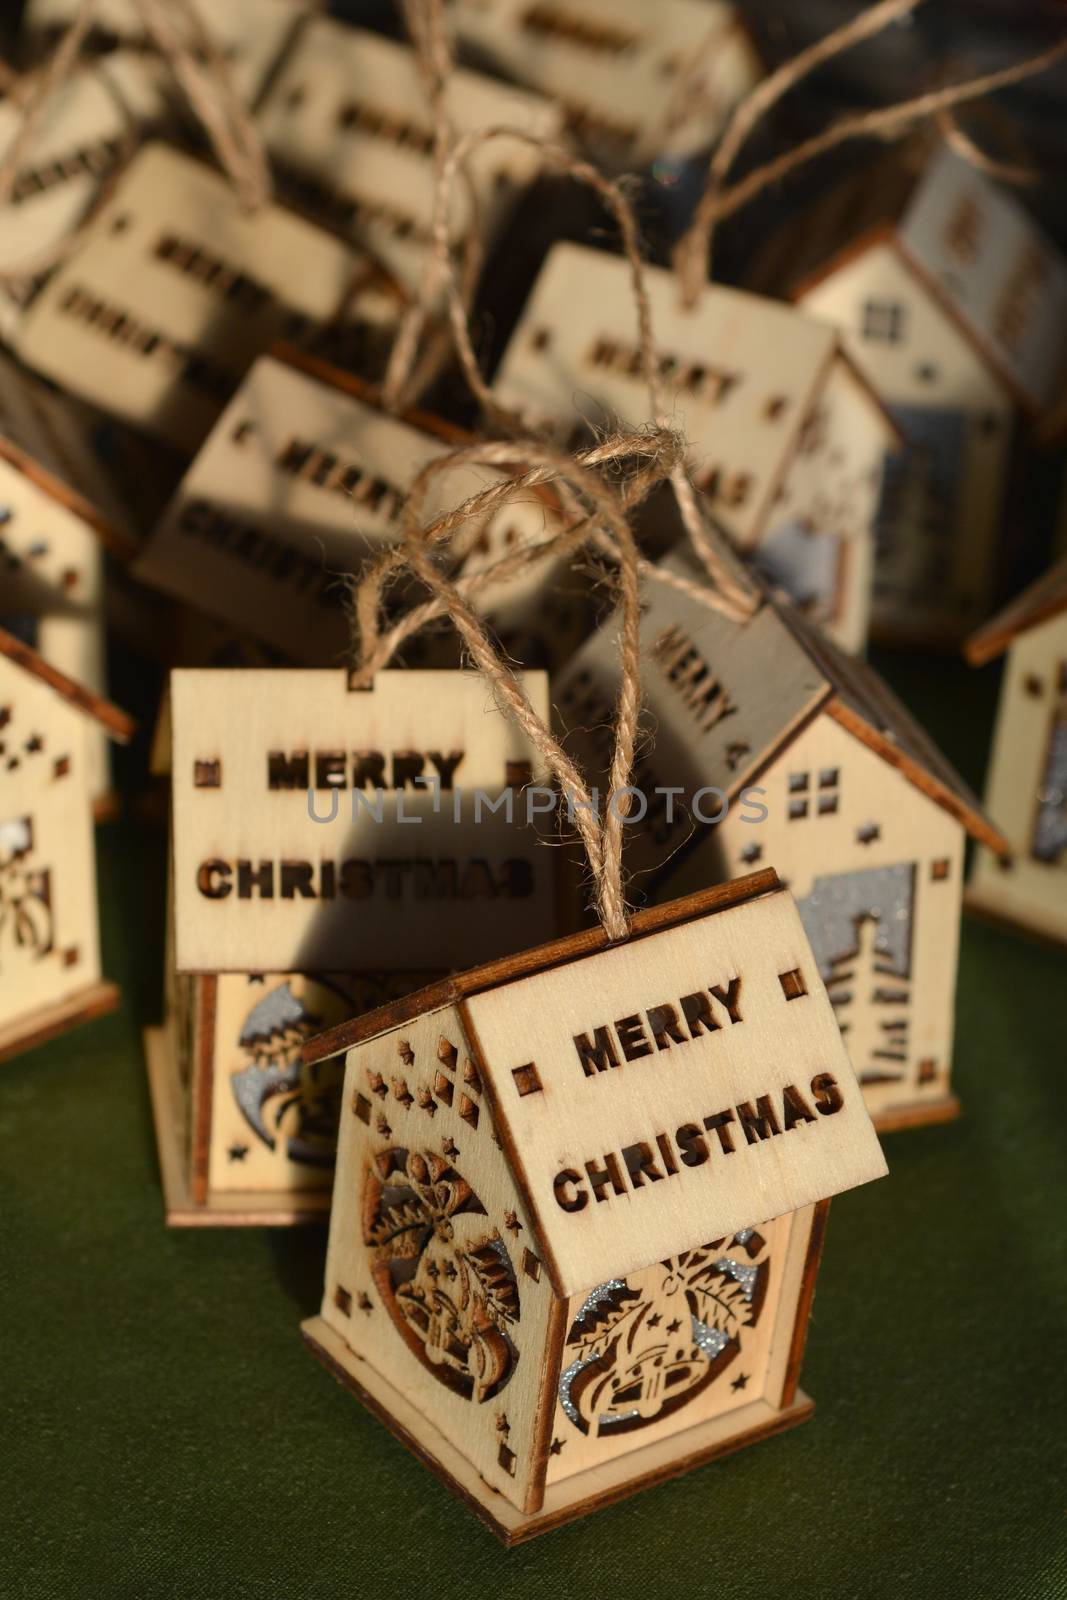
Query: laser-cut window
[{"left": 862, "top": 300, "right": 905, "bottom": 343}]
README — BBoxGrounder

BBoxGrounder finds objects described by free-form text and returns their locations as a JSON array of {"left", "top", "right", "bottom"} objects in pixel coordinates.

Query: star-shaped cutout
[
  {"left": 227, "top": 1143, "right": 249, "bottom": 1162},
  {"left": 503, "top": 1210, "right": 522, "bottom": 1236},
  {"left": 247, "top": 973, "right": 266, "bottom": 985},
  {"left": 24, "top": 733, "right": 43, "bottom": 753},
  {"left": 442, "top": 1137, "right": 459, "bottom": 1159},
  {"left": 731, "top": 1373, "right": 749, "bottom": 1391},
  {"left": 548, "top": 1438, "right": 564, "bottom": 1456},
  {"left": 666, "top": 1318, "right": 681, "bottom": 1334},
  {"left": 426, "top": 1262, "right": 440, "bottom": 1280},
  {"left": 856, "top": 822, "right": 881, "bottom": 846},
  {"left": 357, "top": 1292, "right": 373, "bottom": 1313},
  {"left": 444, "top": 1261, "right": 458, "bottom": 1279},
  {"left": 495, "top": 1413, "right": 510, "bottom": 1436},
  {"left": 740, "top": 842, "right": 762, "bottom": 865},
  {"left": 647, "top": 1313, "right": 662, "bottom": 1328}
]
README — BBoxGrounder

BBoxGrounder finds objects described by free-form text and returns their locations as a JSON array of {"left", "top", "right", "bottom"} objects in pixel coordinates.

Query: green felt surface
[{"left": 4, "top": 654, "right": 1066, "bottom": 1599}]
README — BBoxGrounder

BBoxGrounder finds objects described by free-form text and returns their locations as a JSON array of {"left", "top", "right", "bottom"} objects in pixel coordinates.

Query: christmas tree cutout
[{"left": 824, "top": 914, "right": 910, "bottom": 1085}]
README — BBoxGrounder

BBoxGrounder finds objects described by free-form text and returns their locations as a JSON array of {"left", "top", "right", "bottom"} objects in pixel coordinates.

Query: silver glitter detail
[
  {"left": 691, "top": 1316, "right": 729, "bottom": 1360},
  {"left": 239, "top": 980, "right": 308, "bottom": 1046},
  {"left": 714, "top": 1257, "right": 757, "bottom": 1301},
  {"left": 733, "top": 1228, "right": 754, "bottom": 1244},
  {"left": 797, "top": 863, "right": 915, "bottom": 980},
  {"left": 1033, "top": 720, "right": 1067, "bottom": 862},
  {"left": 573, "top": 1279, "right": 626, "bottom": 1327},
  {"left": 600, "top": 1409, "right": 639, "bottom": 1427},
  {"left": 559, "top": 1353, "right": 599, "bottom": 1425}
]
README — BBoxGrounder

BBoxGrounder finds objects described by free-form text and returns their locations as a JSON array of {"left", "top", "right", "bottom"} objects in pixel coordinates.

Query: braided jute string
[
  {"left": 676, "top": 2, "right": 1067, "bottom": 303},
  {"left": 351, "top": 427, "right": 683, "bottom": 939},
  {"left": 388, "top": 0, "right": 758, "bottom": 622},
  {"left": 410, "top": 117, "right": 759, "bottom": 622},
  {"left": 348, "top": 426, "right": 716, "bottom": 682}
]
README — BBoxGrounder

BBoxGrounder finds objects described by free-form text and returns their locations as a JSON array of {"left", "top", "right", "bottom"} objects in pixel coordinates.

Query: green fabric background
[{"left": 3, "top": 653, "right": 1065, "bottom": 1599}]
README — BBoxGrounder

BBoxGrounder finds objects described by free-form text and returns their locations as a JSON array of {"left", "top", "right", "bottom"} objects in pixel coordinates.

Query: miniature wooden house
[
  {"left": 0, "top": 349, "right": 144, "bottom": 812},
  {"left": 965, "top": 559, "right": 1067, "bottom": 946},
  {"left": 147, "top": 666, "right": 557, "bottom": 1225},
  {"left": 14, "top": 142, "right": 403, "bottom": 455},
  {"left": 554, "top": 539, "right": 1007, "bottom": 1132},
  {"left": 447, "top": 0, "right": 762, "bottom": 173},
  {"left": 134, "top": 348, "right": 591, "bottom": 673},
  {"left": 0, "top": 628, "right": 133, "bottom": 1062},
  {"left": 256, "top": 16, "right": 561, "bottom": 303},
  {"left": 300, "top": 869, "right": 887, "bottom": 1543},
  {"left": 755, "top": 140, "right": 1067, "bottom": 644},
  {"left": 493, "top": 241, "right": 898, "bottom": 652}
]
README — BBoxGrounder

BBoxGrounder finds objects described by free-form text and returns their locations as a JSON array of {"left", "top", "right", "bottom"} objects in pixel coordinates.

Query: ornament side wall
[
  {"left": 665, "top": 713, "right": 965, "bottom": 1126},
  {"left": 0, "top": 661, "right": 101, "bottom": 1031},
  {"left": 799, "top": 241, "right": 1012, "bottom": 641},
  {"left": 322, "top": 1002, "right": 560, "bottom": 1516},
  {"left": 968, "top": 608, "right": 1067, "bottom": 945}
]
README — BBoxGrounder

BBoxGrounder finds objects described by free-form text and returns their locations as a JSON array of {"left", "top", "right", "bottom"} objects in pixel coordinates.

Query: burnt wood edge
[
  {"left": 0, "top": 439, "right": 137, "bottom": 562},
  {"left": 303, "top": 868, "right": 781, "bottom": 1063},
  {"left": 525, "top": 1294, "right": 568, "bottom": 1515},
  {"left": 871, "top": 1094, "right": 961, "bottom": 1137},
  {"left": 778, "top": 1199, "right": 830, "bottom": 1412},
  {"left": 301, "top": 1320, "right": 815, "bottom": 1547},
  {"left": 964, "top": 586, "right": 1067, "bottom": 667},
  {"left": 963, "top": 886, "right": 1067, "bottom": 956},
  {"left": 0, "top": 626, "right": 135, "bottom": 740},
  {"left": 190, "top": 975, "right": 217, "bottom": 1208},
  {"left": 826, "top": 698, "right": 1009, "bottom": 858},
  {"left": 0, "top": 980, "right": 119, "bottom": 1065},
  {"left": 457, "top": 996, "right": 569, "bottom": 1301}
]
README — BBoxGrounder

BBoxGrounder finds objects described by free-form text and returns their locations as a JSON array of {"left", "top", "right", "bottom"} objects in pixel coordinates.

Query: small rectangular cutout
[
  {"left": 521, "top": 1248, "right": 541, "bottom": 1282},
  {"left": 512, "top": 1062, "right": 543, "bottom": 1097},
  {"left": 334, "top": 1286, "right": 352, "bottom": 1316},
  {"left": 779, "top": 968, "right": 807, "bottom": 1001},
  {"left": 498, "top": 1442, "right": 516, "bottom": 1476},
  {"left": 931, "top": 858, "right": 951, "bottom": 881},
  {"left": 458, "top": 1094, "right": 479, "bottom": 1128},
  {"left": 353, "top": 1092, "right": 371, "bottom": 1124},
  {"left": 788, "top": 798, "right": 808, "bottom": 820},
  {"left": 194, "top": 759, "right": 222, "bottom": 788},
  {"left": 918, "top": 1058, "right": 937, "bottom": 1085}
]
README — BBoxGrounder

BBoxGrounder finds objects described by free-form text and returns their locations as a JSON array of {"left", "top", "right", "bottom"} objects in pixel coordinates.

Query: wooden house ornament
[
  {"left": 134, "top": 348, "right": 591, "bottom": 673},
  {"left": 0, "top": 349, "right": 146, "bottom": 812},
  {"left": 0, "top": 52, "right": 164, "bottom": 302},
  {"left": 300, "top": 868, "right": 887, "bottom": 1543},
  {"left": 965, "top": 559, "right": 1067, "bottom": 947},
  {"left": 256, "top": 16, "right": 562, "bottom": 305},
  {"left": 22, "top": 0, "right": 306, "bottom": 108},
  {"left": 14, "top": 142, "right": 403, "bottom": 456},
  {"left": 494, "top": 241, "right": 898, "bottom": 652},
  {"left": 447, "top": 0, "right": 762, "bottom": 173},
  {"left": 754, "top": 141, "right": 1067, "bottom": 644},
  {"left": 147, "top": 666, "right": 556, "bottom": 1225},
  {"left": 554, "top": 540, "right": 1008, "bottom": 1133},
  {"left": 0, "top": 628, "right": 133, "bottom": 1063}
]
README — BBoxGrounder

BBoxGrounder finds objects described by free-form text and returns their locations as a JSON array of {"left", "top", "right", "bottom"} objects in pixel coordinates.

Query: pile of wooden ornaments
[{"left": 2, "top": 0, "right": 1065, "bottom": 1546}]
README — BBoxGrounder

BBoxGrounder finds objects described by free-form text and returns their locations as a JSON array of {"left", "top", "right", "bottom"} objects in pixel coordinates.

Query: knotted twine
[{"left": 349, "top": 419, "right": 688, "bottom": 941}]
